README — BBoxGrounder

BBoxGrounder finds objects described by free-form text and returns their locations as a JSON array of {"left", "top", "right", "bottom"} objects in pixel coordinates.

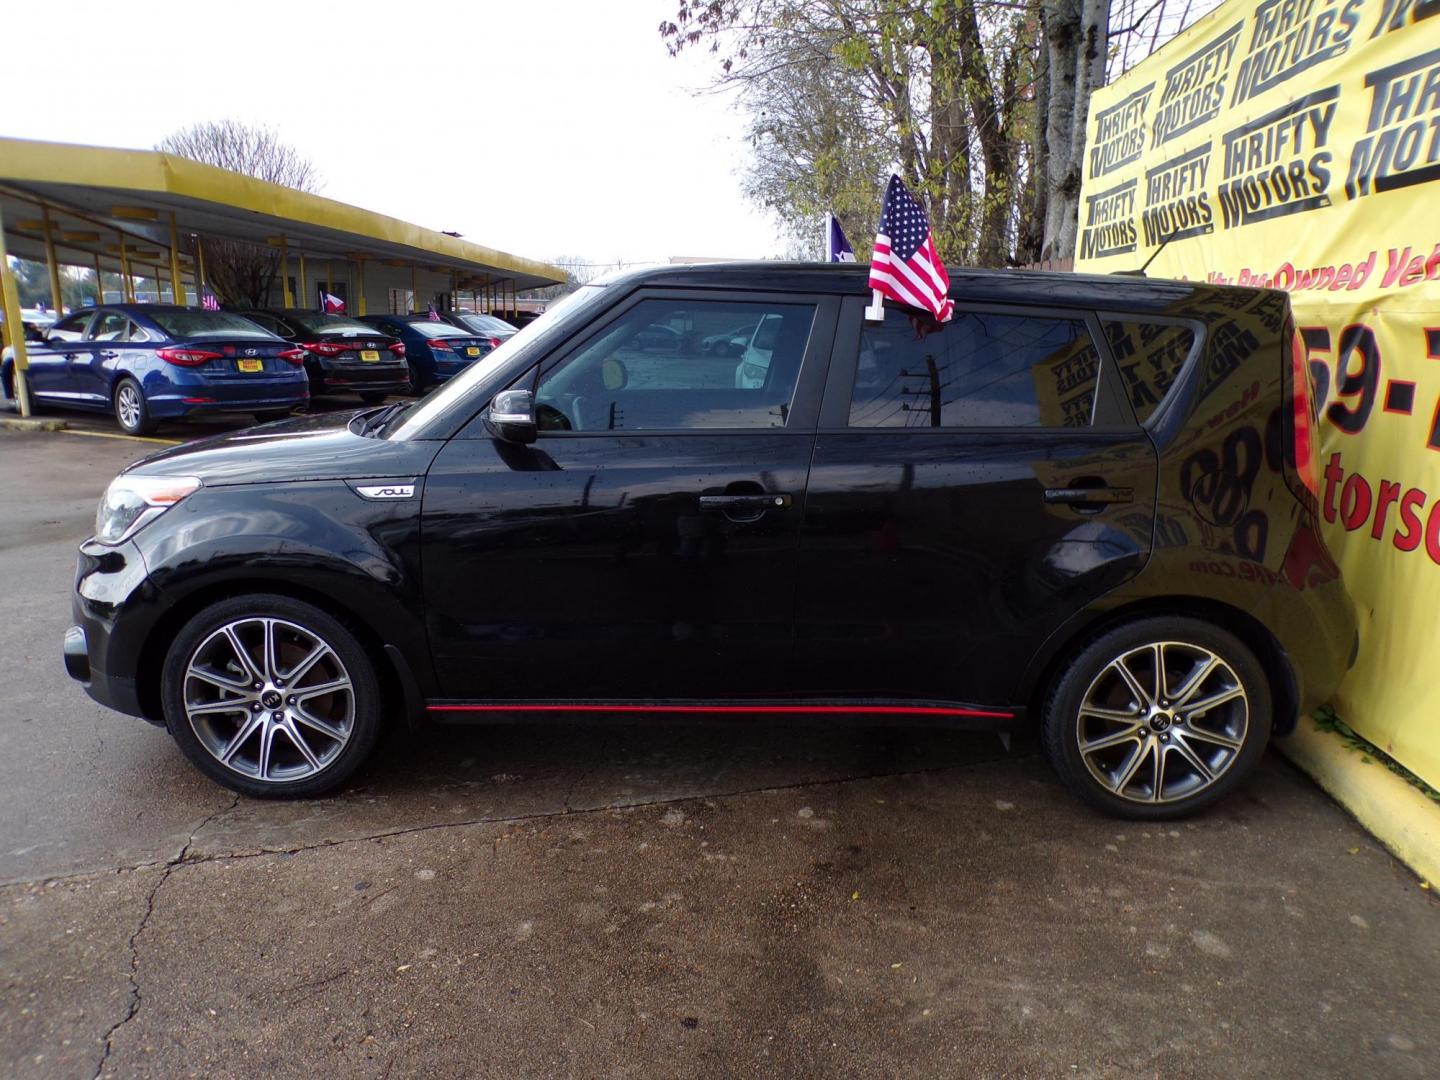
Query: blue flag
[{"left": 826, "top": 213, "right": 856, "bottom": 263}]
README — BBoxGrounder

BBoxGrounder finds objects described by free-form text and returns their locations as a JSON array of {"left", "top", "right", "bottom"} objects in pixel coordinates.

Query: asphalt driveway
[{"left": 2, "top": 427, "right": 1437, "bottom": 1079}]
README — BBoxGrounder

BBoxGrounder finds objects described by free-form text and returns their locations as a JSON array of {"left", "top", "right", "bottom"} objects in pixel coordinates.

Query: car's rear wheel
[
  {"left": 160, "top": 594, "right": 383, "bottom": 798},
  {"left": 114, "top": 376, "right": 157, "bottom": 435},
  {"left": 1040, "top": 617, "right": 1271, "bottom": 820},
  {"left": 407, "top": 362, "right": 427, "bottom": 394}
]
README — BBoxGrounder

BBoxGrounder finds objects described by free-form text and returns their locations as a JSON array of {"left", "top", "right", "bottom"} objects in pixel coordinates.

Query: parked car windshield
[
  {"left": 387, "top": 285, "right": 611, "bottom": 441},
  {"left": 287, "top": 313, "right": 381, "bottom": 336},
  {"left": 148, "top": 310, "right": 275, "bottom": 340},
  {"left": 457, "top": 313, "right": 514, "bottom": 334}
]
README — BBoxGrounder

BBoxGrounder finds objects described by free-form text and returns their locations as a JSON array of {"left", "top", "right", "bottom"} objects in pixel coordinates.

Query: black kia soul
[{"left": 65, "top": 263, "right": 1357, "bottom": 819}]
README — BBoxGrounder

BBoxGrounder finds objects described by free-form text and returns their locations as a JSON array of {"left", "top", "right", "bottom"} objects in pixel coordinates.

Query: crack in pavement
[
  {"left": 89, "top": 794, "right": 240, "bottom": 1080},
  {"left": 12, "top": 749, "right": 1029, "bottom": 896}
]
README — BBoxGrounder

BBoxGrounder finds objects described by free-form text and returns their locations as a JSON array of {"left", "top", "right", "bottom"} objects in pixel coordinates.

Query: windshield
[
  {"left": 457, "top": 313, "right": 515, "bottom": 334},
  {"left": 289, "top": 313, "right": 382, "bottom": 336},
  {"left": 149, "top": 310, "right": 276, "bottom": 340},
  {"left": 387, "top": 286, "right": 611, "bottom": 440}
]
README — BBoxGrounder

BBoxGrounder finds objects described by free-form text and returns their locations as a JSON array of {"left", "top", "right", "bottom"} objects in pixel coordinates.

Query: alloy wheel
[
  {"left": 182, "top": 617, "right": 355, "bottom": 783},
  {"left": 1075, "top": 640, "right": 1248, "bottom": 805},
  {"left": 116, "top": 384, "right": 142, "bottom": 429}
]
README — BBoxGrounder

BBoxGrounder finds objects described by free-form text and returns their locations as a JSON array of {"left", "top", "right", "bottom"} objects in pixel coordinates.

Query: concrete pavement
[{"left": 2, "top": 427, "right": 1437, "bottom": 1079}]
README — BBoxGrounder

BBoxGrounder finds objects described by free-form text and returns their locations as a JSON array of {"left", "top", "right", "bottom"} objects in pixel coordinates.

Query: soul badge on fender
[{"left": 352, "top": 482, "right": 416, "bottom": 500}]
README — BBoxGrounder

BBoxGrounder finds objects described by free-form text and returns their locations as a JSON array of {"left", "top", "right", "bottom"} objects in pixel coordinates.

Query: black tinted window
[
  {"left": 1103, "top": 320, "right": 1197, "bottom": 423},
  {"left": 850, "top": 308, "right": 1101, "bottom": 428},
  {"left": 533, "top": 298, "right": 816, "bottom": 431}
]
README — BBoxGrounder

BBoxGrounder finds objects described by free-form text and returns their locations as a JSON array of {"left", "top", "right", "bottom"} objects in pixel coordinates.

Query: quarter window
[
  {"left": 850, "top": 307, "right": 1102, "bottom": 429},
  {"left": 532, "top": 298, "right": 816, "bottom": 432},
  {"left": 1102, "top": 320, "right": 1197, "bottom": 423}
]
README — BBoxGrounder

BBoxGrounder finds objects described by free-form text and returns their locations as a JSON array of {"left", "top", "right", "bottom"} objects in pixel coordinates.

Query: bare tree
[
  {"left": 156, "top": 121, "right": 322, "bottom": 307},
  {"left": 666, "top": 0, "right": 1211, "bottom": 264}
]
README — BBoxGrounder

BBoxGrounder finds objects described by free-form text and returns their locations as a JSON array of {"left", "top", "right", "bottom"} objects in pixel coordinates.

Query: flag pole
[{"left": 824, "top": 212, "right": 832, "bottom": 262}]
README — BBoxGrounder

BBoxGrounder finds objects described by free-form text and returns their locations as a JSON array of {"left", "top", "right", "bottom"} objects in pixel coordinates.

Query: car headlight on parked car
[{"left": 95, "top": 475, "right": 202, "bottom": 544}]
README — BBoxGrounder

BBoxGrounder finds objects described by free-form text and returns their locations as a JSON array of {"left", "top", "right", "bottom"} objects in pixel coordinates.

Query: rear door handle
[
  {"left": 1043, "top": 487, "right": 1133, "bottom": 506},
  {"left": 699, "top": 493, "right": 792, "bottom": 512}
]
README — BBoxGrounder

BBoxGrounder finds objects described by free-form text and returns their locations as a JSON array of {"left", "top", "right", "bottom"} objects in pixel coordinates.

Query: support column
[
  {"left": 168, "top": 213, "right": 187, "bottom": 306},
  {"left": 0, "top": 206, "right": 35, "bottom": 417},
  {"left": 41, "top": 206, "right": 64, "bottom": 316},
  {"left": 117, "top": 237, "right": 134, "bottom": 302},
  {"left": 354, "top": 259, "right": 368, "bottom": 316},
  {"left": 195, "top": 236, "right": 208, "bottom": 301},
  {"left": 410, "top": 264, "right": 417, "bottom": 312},
  {"left": 297, "top": 252, "right": 307, "bottom": 311},
  {"left": 93, "top": 253, "right": 105, "bottom": 305},
  {"left": 280, "top": 239, "right": 294, "bottom": 308}
]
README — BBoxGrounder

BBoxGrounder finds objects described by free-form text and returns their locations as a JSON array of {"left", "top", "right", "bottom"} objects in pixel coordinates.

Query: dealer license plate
[
  {"left": 237, "top": 359, "right": 264, "bottom": 373},
  {"left": 360, "top": 350, "right": 380, "bottom": 363}
]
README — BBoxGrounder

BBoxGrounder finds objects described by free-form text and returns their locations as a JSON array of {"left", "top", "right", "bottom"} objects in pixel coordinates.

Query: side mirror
[{"left": 488, "top": 388, "right": 536, "bottom": 444}]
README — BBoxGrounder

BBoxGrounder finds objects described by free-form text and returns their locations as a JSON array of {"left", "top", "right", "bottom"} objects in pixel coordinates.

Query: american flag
[
  {"left": 869, "top": 175, "right": 953, "bottom": 322},
  {"left": 201, "top": 287, "right": 219, "bottom": 311}
]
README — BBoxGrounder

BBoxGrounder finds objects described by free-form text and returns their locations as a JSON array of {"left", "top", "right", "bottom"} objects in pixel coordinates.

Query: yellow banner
[{"left": 1076, "top": 0, "right": 1440, "bottom": 787}]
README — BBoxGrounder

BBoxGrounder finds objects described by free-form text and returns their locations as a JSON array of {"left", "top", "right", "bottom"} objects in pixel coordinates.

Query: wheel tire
[
  {"left": 161, "top": 594, "right": 384, "bottom": 798},
  {"left": 1040, "top": 616, "right": 1271, "bottom": 820},
  {"left": 114, "top": 376, "right": 157, "bottom": 435},
  {"left": 407, "top": 362, "right": 427, "bottom": 394},
  {"left": 358, "top": 391, "right": 389, "bottom": 405}
]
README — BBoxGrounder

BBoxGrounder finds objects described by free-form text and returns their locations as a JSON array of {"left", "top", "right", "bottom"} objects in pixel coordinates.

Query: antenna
[{"left": 1119, "top": 223, "right": 1182, "bottom": 277}]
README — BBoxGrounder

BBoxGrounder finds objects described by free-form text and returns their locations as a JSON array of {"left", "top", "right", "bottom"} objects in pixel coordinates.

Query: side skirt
[{"left": 425, "top": 699, "right": 1022, "bottom": 732}]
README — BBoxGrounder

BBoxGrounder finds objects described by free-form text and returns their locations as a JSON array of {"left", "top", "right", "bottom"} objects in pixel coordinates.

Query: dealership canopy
[{"left": 0, "top": 135, "right": 565, "bottom": 415}]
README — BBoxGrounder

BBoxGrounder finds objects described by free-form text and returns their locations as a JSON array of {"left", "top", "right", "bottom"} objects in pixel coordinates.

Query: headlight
[{"left": 95, "top": 474, "right": 201, "bottom": 544}]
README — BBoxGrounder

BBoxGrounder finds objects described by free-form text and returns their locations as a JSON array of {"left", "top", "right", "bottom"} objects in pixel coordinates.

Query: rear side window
[
  {"left": 850, "top": 307, "right": 1101, "bottom": 428},
  {"left": 1102, "top": 320, "right": 1197, "bottom": 423}
]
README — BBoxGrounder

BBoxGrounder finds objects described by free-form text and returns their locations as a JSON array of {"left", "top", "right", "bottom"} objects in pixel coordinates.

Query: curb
[
  {"left": 1279, "top": 715, "right": 1439, "bottom": 887},
  {"left": 0, "top": 415, "right": 67, "bottom": 432}
]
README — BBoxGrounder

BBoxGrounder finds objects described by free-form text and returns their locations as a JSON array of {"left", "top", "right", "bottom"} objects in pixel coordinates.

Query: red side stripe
[{"left": 426, "top": 703, "right": 1014, "bottom": 718}]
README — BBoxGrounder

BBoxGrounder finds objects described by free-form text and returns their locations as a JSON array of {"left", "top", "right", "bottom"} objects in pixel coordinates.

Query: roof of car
[{"left": 594, "top": 261, "right": 1270, "bottom": 312}]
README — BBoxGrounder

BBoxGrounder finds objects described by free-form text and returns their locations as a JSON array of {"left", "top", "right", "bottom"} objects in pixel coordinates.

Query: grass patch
[{"left": 1312, "top": 705, "right": 1440, "bottom": 805}]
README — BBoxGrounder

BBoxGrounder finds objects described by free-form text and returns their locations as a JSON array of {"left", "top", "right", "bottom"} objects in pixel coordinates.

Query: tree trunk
[{"left": 1041, "top": 0, "right": 1108, "bottom": 260}]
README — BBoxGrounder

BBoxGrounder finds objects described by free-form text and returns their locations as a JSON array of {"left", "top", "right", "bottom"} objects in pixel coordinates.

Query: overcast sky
[{"left": 3, "top": 0, "right": 783, "bottom": 269}]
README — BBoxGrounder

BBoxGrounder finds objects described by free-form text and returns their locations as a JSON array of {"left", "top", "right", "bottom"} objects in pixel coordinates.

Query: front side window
[
  {"left": 48, "top": 311, "right": 94, "bottom": 342},
  {"left": 531, "top": 297, "right": 816, "bottom": 432},
  {"left": 850, "top": 307, "right": 1102, "bottom": 429}
]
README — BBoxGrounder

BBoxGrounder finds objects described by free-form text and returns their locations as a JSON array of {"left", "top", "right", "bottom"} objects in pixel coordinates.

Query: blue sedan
[
  {"left": 1, "top": 304, "right": 309, "bottom": 435},
  {"left": 356, "top": 314, "right": 493, "bottom": 392}
]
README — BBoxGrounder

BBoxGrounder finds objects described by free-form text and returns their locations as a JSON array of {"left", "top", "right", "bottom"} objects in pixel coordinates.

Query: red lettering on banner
[
  {"left": 1373, "top": 479, "right": 1403, "bottom": 539},
  {"left": 1395, "top": 488, "right": 1426, "bottom": 551},
  {"left": 1341, "top": 473, "right": 1374, "bottom": 530}
]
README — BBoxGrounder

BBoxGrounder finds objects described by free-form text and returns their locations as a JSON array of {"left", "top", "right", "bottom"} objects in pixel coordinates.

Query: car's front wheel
[
  {"left": 1040, "top": 617, "right": 1271, "bottom": 820},
  {"left": 160, "top": 594, "right": 383, "bottom": 798}
]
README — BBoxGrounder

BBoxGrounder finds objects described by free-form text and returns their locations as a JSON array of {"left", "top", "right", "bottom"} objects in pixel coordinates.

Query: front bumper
[{"left": 66, "top": 539, "right": 160, "bottom": 723}]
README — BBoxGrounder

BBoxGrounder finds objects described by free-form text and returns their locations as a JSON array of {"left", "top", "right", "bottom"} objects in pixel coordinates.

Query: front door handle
[
  {"left": 97, "top": 350, "right": 119, "bottom": 359},
  {"left": 699, "top": 493, "right": 792, "bottom": 513}
]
